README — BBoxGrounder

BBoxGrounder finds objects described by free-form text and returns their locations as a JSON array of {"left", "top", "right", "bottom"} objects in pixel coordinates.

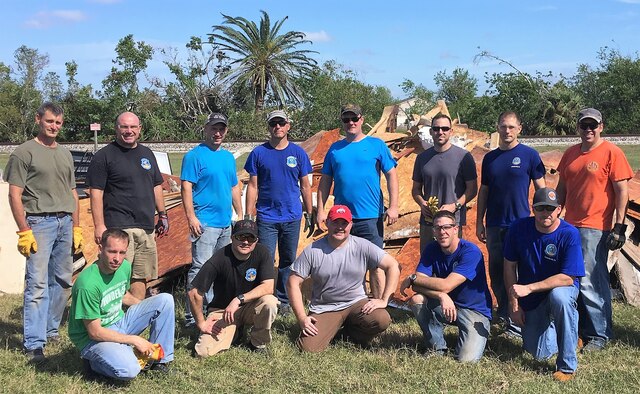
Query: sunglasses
[
  {"left": 431, "top": 126, "right": 451, "bottom": 132},
  {"left": 533, "top": 205, "right": 557, "bottom": 212},
  {"left": 341, "top": 116, "right": 361, "bottom": 123},
  {"left": 234, "top": 234, "right": 257, "bottom": 243},
  {"left": 432, "top": 223, "right": 456, "bottom": 232},
  {"left": 579, "top": 122, "right": 599, "bottom": 131},
  {"left": 268, "top": 120, "right": 288, "bottom": 127}
]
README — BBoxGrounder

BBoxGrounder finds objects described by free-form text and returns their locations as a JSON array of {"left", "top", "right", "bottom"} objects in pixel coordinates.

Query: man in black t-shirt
[{"left": 188, "top": 220, "right": 278, "bottom": 356}]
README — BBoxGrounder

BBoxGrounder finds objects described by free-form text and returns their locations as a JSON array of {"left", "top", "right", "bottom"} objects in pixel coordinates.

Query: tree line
[{"left": 1, "top": 11, "right": 639, "bottom": 143}]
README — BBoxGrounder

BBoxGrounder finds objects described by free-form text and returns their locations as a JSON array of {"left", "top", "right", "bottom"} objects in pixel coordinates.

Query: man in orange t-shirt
[{"left": 557, "top": 108, "right": 633, "bottom": 352}]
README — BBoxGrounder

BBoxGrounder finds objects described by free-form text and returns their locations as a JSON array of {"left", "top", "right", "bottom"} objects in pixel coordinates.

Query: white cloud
[
  {"left": 302, "top": 30, "right": 332, "bottom": 43},
  {"left": 24, "top": 10, "right": 88, "bottom": 29}
]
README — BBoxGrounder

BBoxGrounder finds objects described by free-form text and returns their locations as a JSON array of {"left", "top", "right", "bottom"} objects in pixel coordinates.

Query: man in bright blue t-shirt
[
  {"left": 244, "top": 110, "right": 313, "bottom": 313},
  {"left": 476, "top": 111, "right": 545, "bottom": 333},
  {"left": 400, "top": 210, "right": 492, "bottom": 362},
  {"left": 503, "top": 187, "right": 585, "bottom": 382},
  {"left": 181, "top": 112, "right": 243, "bottom": 327},
  {"left": 317, "top": 103, "right": 399, "bottom": 297}
]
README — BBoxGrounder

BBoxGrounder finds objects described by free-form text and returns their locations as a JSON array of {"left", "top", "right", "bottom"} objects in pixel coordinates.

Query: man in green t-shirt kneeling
[{"left": 68, "top": 229, "right": 175, "bottom": 380}]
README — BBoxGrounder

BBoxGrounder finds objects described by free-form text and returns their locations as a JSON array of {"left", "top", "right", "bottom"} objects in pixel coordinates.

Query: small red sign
[{"left": 90, "top": 123, "right": 101, "bottom": 131}]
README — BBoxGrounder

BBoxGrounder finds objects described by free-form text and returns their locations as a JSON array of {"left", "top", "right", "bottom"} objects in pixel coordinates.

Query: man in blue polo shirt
[
  {"left": 504, "top": 187, "right": 585, "bottom": 382},
  {"left": 401, "top": 210, "right": 492, "bottom": 362},
  {"left": 244, "top": 110, "right": 313, "bottom": 314},
  {"left": 476, "top": 111, "right": 545, "bottom": 333}
]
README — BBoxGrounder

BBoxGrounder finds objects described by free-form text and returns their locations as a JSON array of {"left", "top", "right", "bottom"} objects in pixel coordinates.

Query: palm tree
[{"left": 209, "top": 11, "right": 318, "bottom": 111}]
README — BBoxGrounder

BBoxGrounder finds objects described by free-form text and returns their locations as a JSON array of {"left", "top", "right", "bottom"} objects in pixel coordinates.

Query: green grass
[
  {"left": 0, "top": 292, "right": 639, "bottom": 393},
  {"left": 168, "top": 152, "right": 248, "bottom": 176},
  {"left": 534, "top": 145, "right": 640, "bottom": 170},
  {"left": 0, "top": 153, "right": 9, "bottom": 172}
]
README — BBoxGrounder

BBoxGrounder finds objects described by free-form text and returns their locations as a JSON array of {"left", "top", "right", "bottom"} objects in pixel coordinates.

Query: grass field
[{"left": 0, "top": 292, "right": 638, "bottom": 393}]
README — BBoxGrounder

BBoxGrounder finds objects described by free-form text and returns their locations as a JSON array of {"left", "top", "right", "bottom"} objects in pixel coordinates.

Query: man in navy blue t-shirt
[
  {"left": 244, "top": 110, "right": 313, "bottom": 314},
  {"left": 400, "top": 210, "right": 492, "bottom": 362},
  {"left": 503, "top": 187, "right": 585, "bottom": 382},
  {"left": 476, "top": 111, "right": 545, "bottom": 333}
]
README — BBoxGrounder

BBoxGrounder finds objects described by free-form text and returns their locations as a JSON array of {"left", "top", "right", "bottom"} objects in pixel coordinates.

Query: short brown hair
[
  {"left": 432, "top": 210, "right": 457, "bottom": 225},
  {"left": 101, "top": 228, "right": 130, "bottom": 247}
]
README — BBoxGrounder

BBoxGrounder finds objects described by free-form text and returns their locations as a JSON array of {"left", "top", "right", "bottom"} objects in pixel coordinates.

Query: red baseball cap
[{"left": 328, "top": 205, "right": 352, "bottom": 222}]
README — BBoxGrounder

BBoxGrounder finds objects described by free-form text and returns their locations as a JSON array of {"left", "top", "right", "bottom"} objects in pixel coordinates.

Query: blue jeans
[
  {"left": 577, "top": 227, "right": 611, "bottom": 347},
  {"left": 522, "top": 286, "right": 579, "bottom": 373},
  {"left": 23, "top": 214, "right": 73, "bottom": 351},
  {"left": 185, "top": 226, "right": 231, "bottom": 326},
  {"left": 351, "top": 217, "right": 384, "bottom": 248},
  {"left": 81, "top": 293, "right": 175, "bottom": 381},
  {"left": 257, "top": 219, "right": 301, "bottom": 305},
  {"left": 411, "top": 298, "right": 490, "bottom": 362}
]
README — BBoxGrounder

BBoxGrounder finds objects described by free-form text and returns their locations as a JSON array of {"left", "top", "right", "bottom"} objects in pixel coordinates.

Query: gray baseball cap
[
  {"left": 266, "top": 110, "right": 289, "bottom": 122},
  {"left": 577, "top": 108, "right": 602, "bottom": 123},
  {"left": 206, "top": 112, "right": 228, "bottom": 126}
]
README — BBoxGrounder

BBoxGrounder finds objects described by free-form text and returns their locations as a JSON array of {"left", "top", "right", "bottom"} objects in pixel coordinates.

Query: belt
[{"left": 27, "top": 212, "right": 70, "bottom": 218}]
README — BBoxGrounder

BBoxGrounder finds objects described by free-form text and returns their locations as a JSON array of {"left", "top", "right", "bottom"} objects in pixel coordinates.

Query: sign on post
[{"left": 90, "top": 123, "right": 101, "bottom": 152}]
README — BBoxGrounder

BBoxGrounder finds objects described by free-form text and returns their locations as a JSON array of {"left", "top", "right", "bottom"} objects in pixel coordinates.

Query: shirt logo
[
  {"left": 286, "top": 156, "right": 297, "bottom": 168},
  {"left": 245, "top": 268, "right": 257, "bottom": 282},
  {"left": 140, "top": 158, "right": 152, "bottom": 170},
  {"left": 586, "top": 161, "right": 599, "bottom": 172},
  {"left": 545, "top": 243, "right": 558, "bottom": 257},
  {"left": 512, "top": 157, "right": 521, "bottom": 166}
]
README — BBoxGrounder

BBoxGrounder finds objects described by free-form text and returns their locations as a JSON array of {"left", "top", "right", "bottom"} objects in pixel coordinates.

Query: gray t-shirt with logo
[{"left": 291, "top": 235, "right": 386, "bottom": 313}]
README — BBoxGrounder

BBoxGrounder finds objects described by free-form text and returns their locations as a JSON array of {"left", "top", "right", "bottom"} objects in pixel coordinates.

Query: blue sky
[{"left": 1, "top": 0, "right": 639, "bottom": 98}]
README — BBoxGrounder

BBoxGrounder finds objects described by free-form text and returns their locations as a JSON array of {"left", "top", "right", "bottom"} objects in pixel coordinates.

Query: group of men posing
[{"left": 4, "top": 102, "right": 631, "bottom": 382}]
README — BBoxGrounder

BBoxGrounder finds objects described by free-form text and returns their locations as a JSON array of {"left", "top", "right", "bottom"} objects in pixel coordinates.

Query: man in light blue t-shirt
[
  {"left": 181, "top": 112, "right": 243, "bottom": 327},
  {"left": 317, "top": 104, "right": 399, "bottom": 298},
  {"left": 244, "top": 110, "right": 313, "bottom": 314}
]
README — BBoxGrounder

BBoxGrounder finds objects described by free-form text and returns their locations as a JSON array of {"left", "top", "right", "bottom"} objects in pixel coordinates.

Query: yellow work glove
[
  {"left": 73, "top": 226, "right": 84, "bottom": 254},
  {"left": 17, "top": 229, "right": 38, "bottom": 257}
]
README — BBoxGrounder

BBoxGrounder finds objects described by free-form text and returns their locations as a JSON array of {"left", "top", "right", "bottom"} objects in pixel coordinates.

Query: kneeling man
[
  {"left": 287, "top": 205, "right": 400, "bottom": 352},
  {"left": 401, "top": 210, "right": 492, "bottom": 362},
  {"left": 188, "top": 220, "right": 278, "bottom": 355},
  {"left": 69, "top": 229, "right": 175, "bottom": 380},
  {"left": 504, "top": 187, "right": 585, "bottom": 381}
]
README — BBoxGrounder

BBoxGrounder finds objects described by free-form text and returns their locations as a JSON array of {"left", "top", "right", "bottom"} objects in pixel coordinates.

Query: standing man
[
  {"left": 87, "top": 111, "right": 168, "bottom": 300},
  {"left": 181, "top": 112, "right": 243, "bottom": 327},
  {"left": 288, "top": 205, "right": 400, "bottom": 353},
  {"left": 316, "top": 104, "right": 399, "bottom": 297},
  {"left": 188, "top": 220, "right": 278, "bottom": 356},
  {"left": 556, "top": 108, "right": 633, "bottom": 351},
  {"left": 244, "top": 109, "right": 313, "bottom": 315},
  {"left": 503, "top": 187, "right": 585, "bottom": 381},
  {"left": 476, "top": 111, "right": 546, "bottom": 331},
  {"left": 4, "top": 102, "right": 83, "bottom": 362},
  {"left": 412, "top": 113, "right": 477, "bottom": 252},
  {"left": 400, "top": 210, "right": 492, "bottom": 362},
  {"left": 69, "top": 229, "right": 175, "bottom": 380}
]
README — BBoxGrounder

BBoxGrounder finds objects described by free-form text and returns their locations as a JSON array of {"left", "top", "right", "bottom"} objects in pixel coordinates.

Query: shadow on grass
[
  {"left": 0, "top": 305, "right": 23, "bottom": 351},
  {"left": 613, "top": 324, "right": 640, "bottom": 349}
]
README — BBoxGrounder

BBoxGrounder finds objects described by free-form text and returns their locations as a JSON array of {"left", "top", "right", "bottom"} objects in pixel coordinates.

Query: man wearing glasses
[
  {"left": 317, "top": 104, "right": 399, "bottom": 298},
  {"left": 87, "top": 112, "right": 168, "bottom": 300},
  {"left": 412, "top": 113, "right": 477, "bottom": 252},
  {"left": 244, "top": 110, "right": 313, "bottom": 316},
  {"left": 401, "top": 210, "right": 492, "bottom": 362},
  {"left": 556, "top": 108, "right": 633, "bottom": 352},
  {"left": 503, "top": 187, "right": 585, "bottom": 381},
  {"left": 188, "top": 220, "right": 278, "bottom": 356},
  {"left": 182, "top": 112, "right": 243, "bottom": 327}
]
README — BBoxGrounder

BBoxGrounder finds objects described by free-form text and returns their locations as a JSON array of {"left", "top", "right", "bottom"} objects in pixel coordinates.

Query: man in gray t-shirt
[{"left": 287, "top": 205, "right": 400, "bottom": 353}]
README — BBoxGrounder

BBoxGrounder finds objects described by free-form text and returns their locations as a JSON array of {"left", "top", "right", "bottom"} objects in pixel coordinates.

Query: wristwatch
[
  {"left": 236, "top": 294, "right": 245, "bottom": 305},
  {"left": 409, "top": 274, "right": 417, "bottom": 284},
  {"left": 454, "top": 202, "right": 463, "bottom": 212}
]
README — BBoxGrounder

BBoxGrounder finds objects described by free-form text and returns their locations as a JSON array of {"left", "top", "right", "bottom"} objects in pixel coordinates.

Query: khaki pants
[
  {"left": 123, "top": 228, "right": 158, "bottom": 280},
  {"left": 195, "top": 294, "right": 278, "bottom": 357},
  {"left": 297, "top": 298, "right": 391, "bottom": 353}
]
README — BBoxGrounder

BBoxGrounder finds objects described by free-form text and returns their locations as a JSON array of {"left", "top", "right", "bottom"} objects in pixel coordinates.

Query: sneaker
[
  {"left": 149, "top": 362, "right": 172, "bottom": 374},
  {"left": 552, "top": 371, "right": 575, "bottom": 382},
  {"left": 278, "top": 303, "right": 292, "bottom": 317},
  {"left": 581, "top": 341, "right": 605, "bottom": 353},
  {"left": 247, "top": 342, "right": 268, "bottom": 354},
  {"left": 24, "top": 348, "right": 45, "bottom": 364},
  {"left": 47, "top": 335, "right": 61, "bottom": 343}
]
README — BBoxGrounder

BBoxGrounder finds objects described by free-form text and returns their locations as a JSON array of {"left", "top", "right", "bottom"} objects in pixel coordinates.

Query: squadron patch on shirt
[
  {"left": 511, "top": 156, "right": 521, "bottom": 167},
  {"left": 141, "top": 158, "right": 152, "bottom": 170},
  {"left": 586, "top": 161, "right": 599, "bottom": 172},
  {"left": 544, "top": 243, "right": 558, "bottom": 258},
  {"left": 286, "top": 156, "right": 297, "bottom": 168},
  {"left": 245, "top": 268, "right": 257, "bottom": 282}
]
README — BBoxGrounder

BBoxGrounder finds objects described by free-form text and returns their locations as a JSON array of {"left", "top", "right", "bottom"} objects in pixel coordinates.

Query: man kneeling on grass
[
  {"left": 188, "top": 220, "right": 278, "bottom": 355},
  {"left": 287, "top": 205, "right": 400, "bottom": 352},
  {"left": 68, "top": 229, "right": 175, "bottom": 380},
  {"left": 400, "top": 210, "right": 492, "bottom": 362},
  {"left": 503, "top": 188, "right": 585, "bottom": 381}
]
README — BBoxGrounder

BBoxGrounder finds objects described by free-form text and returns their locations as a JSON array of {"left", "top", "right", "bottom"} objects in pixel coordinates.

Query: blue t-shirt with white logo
[
  {"left": 244, "top": 142, "right": 312, "bottom": 223},
  {"left": 503, "top": 217, "right": 585, "bottom": 311},
  {"left": 322, "top": 136, "right": 397, "bottom": 219},
  {"left": 417, "top": 239, "right": 492, "bottom": 320},
  {"left": 481, "top": 143, "right": 545, "bottom": 228}
]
